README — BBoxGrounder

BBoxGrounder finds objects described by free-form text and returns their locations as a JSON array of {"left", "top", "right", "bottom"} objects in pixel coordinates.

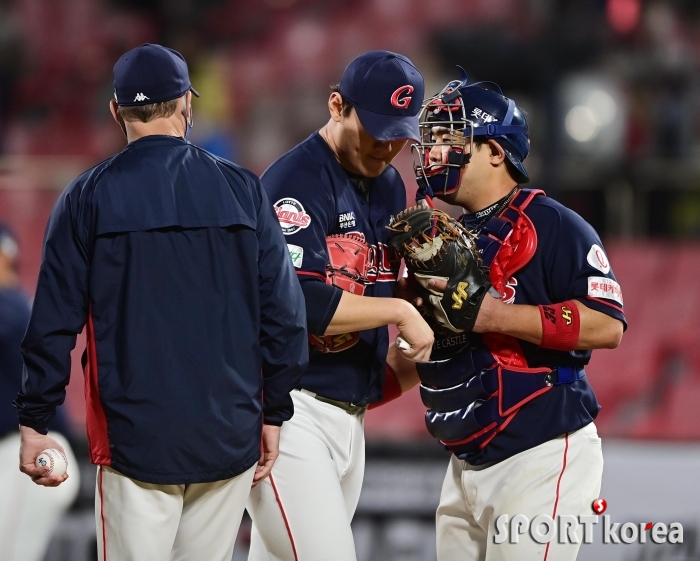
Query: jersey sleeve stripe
[
  {"left": 583, "top": 296, "right": 624, "bottom": 314},
  {"left": 295, "top": 271, "right": 326, "bottom": 281}
]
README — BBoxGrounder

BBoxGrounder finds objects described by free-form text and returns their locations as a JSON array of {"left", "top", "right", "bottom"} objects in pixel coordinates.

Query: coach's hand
[
  {"left": 253, "top": 424, "right": 280, "bottom": 487},
  {"left": 19, "top": 425, "right": 69, "bottom": 487},
  {"left": 395, "top": 300, "right": 434, "bottom": 362}
]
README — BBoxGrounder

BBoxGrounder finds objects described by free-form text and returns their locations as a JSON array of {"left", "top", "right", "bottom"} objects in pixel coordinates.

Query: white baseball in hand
[
  {"left": 396, "top": 336, "right": 412, "bottom": 351},
  {"left": 35, "top": 449, "right": 68, "bottom": 476}
]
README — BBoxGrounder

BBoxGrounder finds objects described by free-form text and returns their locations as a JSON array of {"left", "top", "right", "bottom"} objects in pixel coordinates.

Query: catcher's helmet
[{"left": 413, "top": 68, "right": 530, "bottom": 199}]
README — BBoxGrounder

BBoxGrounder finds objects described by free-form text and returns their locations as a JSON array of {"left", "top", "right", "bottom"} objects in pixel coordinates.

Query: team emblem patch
[
  {"left": 588, "top": 276, "right": 623, "bottom": 305},
  {"left": 287, "top": 244, "right": 303, "bottom": 268},
  {"left": 586, "top": 244, "right": 610, "bottom": 274},
  {"left": 274, "top": 198, "right": 311, "bottom": 235}
]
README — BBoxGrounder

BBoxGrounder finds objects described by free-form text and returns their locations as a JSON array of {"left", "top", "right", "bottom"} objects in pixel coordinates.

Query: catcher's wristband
[
  {"left": 538, "top": 301, "right": 580, "bottom": 351},
  {"left": 368, "top": 365, "right": 403, "bottom": 410}
]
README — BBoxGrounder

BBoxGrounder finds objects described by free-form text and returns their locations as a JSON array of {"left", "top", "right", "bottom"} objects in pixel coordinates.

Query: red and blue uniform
[
  {"left": 417, "top": 189, "right": 627, "bottom": 465},
  {"left": 261, "top": 133, "right": 406, "bottom": 405},
  {"left": 262, "top": 132, "right": 404, "bottom": 405}
]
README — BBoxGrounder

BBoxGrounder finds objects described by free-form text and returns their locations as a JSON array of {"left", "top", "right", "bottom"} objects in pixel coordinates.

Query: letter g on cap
[{"left": 391, "top": 85, "right": 414, "bottom": 109}]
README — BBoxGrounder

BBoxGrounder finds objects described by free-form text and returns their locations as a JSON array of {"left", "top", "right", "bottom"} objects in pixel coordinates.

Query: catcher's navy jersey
[
  {"left": 15, "top": 135, "right": 308, "bottom": 484},
  {"left": 452, "top": 192, "right": 626, "bottom": 465},
  {"left": 261, "top": 133, "right": 404, "bottom": 405}
]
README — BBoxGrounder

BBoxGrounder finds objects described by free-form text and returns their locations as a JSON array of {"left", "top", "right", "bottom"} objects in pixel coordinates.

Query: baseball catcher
[{"left": 388, "top": 68, "right": 626, "bottom": 561}]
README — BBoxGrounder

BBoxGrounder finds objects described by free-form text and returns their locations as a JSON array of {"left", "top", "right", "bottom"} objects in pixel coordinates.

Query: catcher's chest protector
[{"left": 418, "top": 189, "right": 573, "bottom": 454}]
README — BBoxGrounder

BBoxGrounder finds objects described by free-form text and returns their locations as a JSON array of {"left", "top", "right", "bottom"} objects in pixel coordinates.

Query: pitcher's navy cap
[
  {"left": 113, "top": 43, "right": 200, "bottom": 106},
  {"left": 339, "top": 51, "right": 424, "bottom": 142}
]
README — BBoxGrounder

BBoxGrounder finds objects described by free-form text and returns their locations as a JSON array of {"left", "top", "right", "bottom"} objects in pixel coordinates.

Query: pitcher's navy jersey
[
  {"left": 454, "top": 192, "right": 626, "bottom": 465},
  {"left": 261, "top": 133, "right": 404, "bottom": 405},
  {"left": 15, "top": 135, "right": 308, "bottom": 485}
]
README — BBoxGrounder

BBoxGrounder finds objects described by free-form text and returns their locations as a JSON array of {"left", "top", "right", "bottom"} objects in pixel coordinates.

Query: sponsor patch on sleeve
[
  {"left": 287, "top": 244, "right": 304, "bottom": 268},
  {"left": 274, "top": 198, "right": 311, "bottom": 235},
  {"left": 586, "top": 244, "right": 610, "bottom": 274},
  {"left": 588, "top": 276, "right": 623, "bottom": 305}
]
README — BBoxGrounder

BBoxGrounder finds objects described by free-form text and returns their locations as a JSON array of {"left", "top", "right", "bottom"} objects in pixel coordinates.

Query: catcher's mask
[{"left": 412, "top": 67, "right": 530, "bottom": 201}]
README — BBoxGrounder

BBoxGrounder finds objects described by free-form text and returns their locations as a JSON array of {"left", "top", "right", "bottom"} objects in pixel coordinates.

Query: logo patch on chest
[{"left": 337, "top": 211, "right": 357, "bottom": 229}]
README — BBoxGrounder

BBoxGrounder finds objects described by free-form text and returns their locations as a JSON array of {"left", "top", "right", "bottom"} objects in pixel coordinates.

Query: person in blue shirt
[
  {"left": 246, "top": 51, "right": 433, "bottom": 561},
  {"left": 402, "top": 71, "right": 626, "bottom": 560},
  {"left": 0, "top": 224, "right": 80, "bottom": 561},
  {"left": 14, "top": 44, "right": 308, "bottom": 561}
]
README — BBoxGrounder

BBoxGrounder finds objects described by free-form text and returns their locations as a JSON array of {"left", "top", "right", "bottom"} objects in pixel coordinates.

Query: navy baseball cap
[
  {"left": 113, "top": 43, "right": 199, "bottom": 106},
  {"left": 339, "top": 51, "right": 424, "bottom": 142}
]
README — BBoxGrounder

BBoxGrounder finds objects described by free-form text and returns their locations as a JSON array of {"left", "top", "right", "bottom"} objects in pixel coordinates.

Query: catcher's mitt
[{"left": 387, "top": 206, "right": 492, "bottom": 335}]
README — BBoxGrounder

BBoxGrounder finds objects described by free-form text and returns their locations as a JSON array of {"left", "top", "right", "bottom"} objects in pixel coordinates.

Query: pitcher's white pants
[
  {"left": 247, "top": 390, "right": 365, "bottom": 561},
  {"left": 0, "top": 432, "right": 80, "bottom": 561},
  {"left": 96, "top": 462, "right": 255, "bottom": 561},
  {"left": 436, "top": 422, "right": 604, "bottom": 561}
]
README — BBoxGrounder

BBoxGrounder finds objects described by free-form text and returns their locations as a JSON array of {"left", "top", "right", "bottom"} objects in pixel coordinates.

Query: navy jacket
[{"left": 15, "top": 135, "right": 308, "bottom": 484}]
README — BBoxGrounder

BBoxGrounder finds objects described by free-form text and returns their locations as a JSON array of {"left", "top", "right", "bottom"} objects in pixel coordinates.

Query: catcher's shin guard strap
[
  {"left": 368, "top": 365, "right": 403, "bottom": 410},
  {"left": 538, "top": 301, "right": 580, "bottom": 351}
]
